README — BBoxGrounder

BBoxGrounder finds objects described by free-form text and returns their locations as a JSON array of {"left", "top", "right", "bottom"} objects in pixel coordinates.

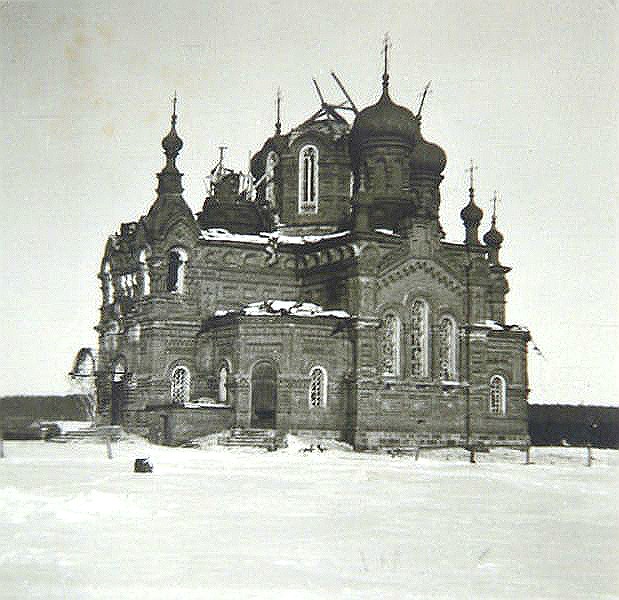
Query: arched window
[
  {"left": 167, "top": 247, "right": 188, "bottom": 294},
  {"left": 411, "top": 299, "right": 429, "bottom": 377},
  {"left": 439, "top": 315, "right": 457, "bottom": 381},
  {"left": 138, "top": 249, "right": 150, "bottom": 296},
  {"left": 298, "top": 144, "right": 319, "bottom": 214},
  {"left": 218, "top": 363, "right": 229, "bottom": 404},
  {"left": 102, "top": 261, "right": 114, "bottom": 305},
  {"left": 308, "top": 366, "right": 327, "bottom": 408},
  {"left": 381, "top": 313, "right": 400, "bottom": 377},
  {"left": 171, "top": 366, "right": 190, "bottom": 405},
  {"left": 489, "top": 375, "right": 507, "bottom": 415},
  {"left": 265, "top": 151, "right": 278, "bottom": 208}
]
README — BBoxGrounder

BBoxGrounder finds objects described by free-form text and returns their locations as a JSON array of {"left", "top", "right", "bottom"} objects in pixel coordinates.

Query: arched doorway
[
  {"left": 111, "top": 360, "right": 126, "bottom": 425},
  {"left": 251, "top": 362, "right": 277, "bottom": 428}
]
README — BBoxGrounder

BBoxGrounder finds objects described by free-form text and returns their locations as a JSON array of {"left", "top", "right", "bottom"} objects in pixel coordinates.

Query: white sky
[{"left": 1, "top": 0, "right": 617, "bottom": 405}]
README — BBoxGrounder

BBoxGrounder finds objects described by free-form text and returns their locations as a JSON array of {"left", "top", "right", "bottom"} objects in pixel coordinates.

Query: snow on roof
[
  {"left": 200, "top": 228, "right": 350, "bottom": 246},
  {"left": 374, "top": 228, "right": 400, "bottom": 237},
  {"left": 473, "top": 320, "right": 529, "bottom": 333},
  {"left": 215, "top": 300, "right": 350, "bottom": 319},
  {"left": 183, "top": 399, "right": 231, "bottom": 409}
]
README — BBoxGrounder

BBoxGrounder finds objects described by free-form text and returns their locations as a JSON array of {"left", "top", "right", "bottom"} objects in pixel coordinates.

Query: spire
[
  {"left": 157, "top": 93, "right": 184, "bottom": 195},
  {"left": 275, "top": 87, "right": 282, "bottom": 135},
  {"left": 460, "top": 160, "right": 483, "bottom": 245},
  {"left": 382, "top": 32, "right": 390, "bottom": 94}
]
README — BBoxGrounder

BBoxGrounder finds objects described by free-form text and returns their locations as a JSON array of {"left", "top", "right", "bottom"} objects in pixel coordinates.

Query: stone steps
[
  {"left": 48, "top": 426, "right": 122, "bottom": 443},
  {"left": 219, "top": 428, "right": 284, "bottom": 450}
]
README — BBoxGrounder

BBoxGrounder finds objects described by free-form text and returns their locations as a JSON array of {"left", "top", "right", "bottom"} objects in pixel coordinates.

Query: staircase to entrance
[{"left": 219, "top": 428, "right": 285, "bottom": 450}]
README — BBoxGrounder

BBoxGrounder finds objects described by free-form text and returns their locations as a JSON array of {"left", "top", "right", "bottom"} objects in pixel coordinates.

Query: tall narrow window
[
  {"left": 489, "top": 375, "right": 507, "bottom": 415},
  {"left": 308, "top": 366, "right": 327, "bottom": 408},
  {"left": 411, "top": 299, "right": 429, "bottom": 377},
  {"left": 167, "top": 248, "right": 188, "bottom": 294},
  {"left": 139, "top": 249, "right": 150, "bottom": 296},
  {"left": 102, "top": 261, "right": 114, "bottom": 305},
  {"left": 218, "top": 363, "right": 229, "bottom": 404},
  {"left": 439, "top": 315, "right": 457, "bottom": 381},
  {"left": 381, "top": 314, "right": 400, "bottom": 377},
  {"left": 265, "top": 151, "right": 278, "bottom": 208},
  {"left": 171, "top": 366, "right": 190, "bottom": 405},
  {"left": 298, "top": 145, "right": 319, "bottom": 214}
]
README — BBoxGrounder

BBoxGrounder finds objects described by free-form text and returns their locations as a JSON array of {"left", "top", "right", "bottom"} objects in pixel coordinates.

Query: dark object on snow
[
  {"left": 42, "top": 423, "right": 62, "bottom": 440},
  {"left": 301, "top": 444, "right": 314, "bottom": 453},
  {"left": 134, "top": 458, "right": 153, "bottom": 473}
]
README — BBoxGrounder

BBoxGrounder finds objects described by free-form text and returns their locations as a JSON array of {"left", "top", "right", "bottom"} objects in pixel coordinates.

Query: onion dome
[
  {"left": 483, "top": 216, "right": 504, "bottom": 247},
  {"left": 410, "top": 133, "right": 447, "bottom": 175},
  {"left": 460, "top": 198, "right": 483, "bottom": 224},
  {"left": 351, "top": 87, "right": 418, "bottom": 148},
  {"left": 162, "top": 111, "right": 183, "bottom": 158}
]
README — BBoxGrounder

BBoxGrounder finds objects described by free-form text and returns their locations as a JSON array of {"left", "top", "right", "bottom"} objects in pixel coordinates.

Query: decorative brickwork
[{"left": 91, "top": 66, "right": 530, "bottom": 449}]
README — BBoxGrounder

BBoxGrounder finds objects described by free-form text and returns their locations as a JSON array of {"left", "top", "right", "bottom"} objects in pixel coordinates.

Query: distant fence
[
  {"left": 0, "top": 395, "right": 90, "bottom": 423},
  {"left": 528, "top": 404, "right": 619, "bottom": 449}
]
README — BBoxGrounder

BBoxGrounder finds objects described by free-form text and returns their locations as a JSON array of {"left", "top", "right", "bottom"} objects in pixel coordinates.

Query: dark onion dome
[
  {"left": 410, "top": 132, "right": 447, "bottom": 175},
  {"left": 350, "top": 87, "right": 418, "bottom": 148},
  {"left": 460, "top": 198, "right": 483, "bottom": 225},
  {"left": 162, "top": 113, "right": 183, "bottom": 157},
  {"left": 483, "top": 218, "right": 504, "bottom": 247}
]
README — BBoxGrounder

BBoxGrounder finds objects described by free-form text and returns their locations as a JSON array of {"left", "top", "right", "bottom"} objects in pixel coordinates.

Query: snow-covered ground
[{"left": 1, "top": 439, "right": 617, "bottom": 600}]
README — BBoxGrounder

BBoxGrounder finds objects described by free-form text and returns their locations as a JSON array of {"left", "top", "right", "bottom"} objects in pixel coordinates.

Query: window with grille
[
  {"left": 439, "top": 316, "right": 457, "bottom": 381},
  {"left": 171, "top": 366, "right": 190, "bottom": 405},
  {"left": 298, "top": 145, "right": 319, "bottom": 214},
  {"left": 489, "top": 375, "right": 506, "bottom": 415},
  {"left": 381, "top": 314, "right": 400, "bottom": 377},
  {"left": 308, "top": 366, "right": 327, "bottom": 408},
  {"left": 411, "top": 299, "right": 429, "bottom": 377}
]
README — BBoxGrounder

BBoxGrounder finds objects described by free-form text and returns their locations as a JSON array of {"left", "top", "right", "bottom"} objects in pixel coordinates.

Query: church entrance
[{"left": 251, "top": 362, "right": 277, "bottom": 428}]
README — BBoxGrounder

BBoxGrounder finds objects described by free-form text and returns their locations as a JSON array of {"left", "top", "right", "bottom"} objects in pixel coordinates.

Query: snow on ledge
[
  {"left": 200, "top": 228, "right": 350, "bottom": 246},
  {"left": 473, "top": 320, "right": 529, "bottom": 333},
  {"left": 215, "top": 300, "right": 351, "bottom": 319},
  {"left": 182, "top": 399, "right": 231, "bottom": 409}
]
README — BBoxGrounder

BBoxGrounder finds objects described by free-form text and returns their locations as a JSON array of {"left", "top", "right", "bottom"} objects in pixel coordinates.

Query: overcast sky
[{"left": 1, "top": 0, "right": 617, "bottom": 405}]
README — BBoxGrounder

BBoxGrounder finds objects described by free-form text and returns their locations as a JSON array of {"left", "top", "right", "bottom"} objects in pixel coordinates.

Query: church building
[{"left": 91, "top": 51, "right": 531, "bottom": 449}]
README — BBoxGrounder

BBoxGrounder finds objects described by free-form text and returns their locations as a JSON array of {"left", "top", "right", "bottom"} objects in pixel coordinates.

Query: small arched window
[
  {"left": 411, "top": 299, "right": 429, "bottom": 378},
  {"left": 167, "top": 247, "right": 188, "bottom": 294},
  {"left": 218, "top": 363, "right": 229, "bottom": 404},
  {"left": 138, "top": 249, "right": 150, "bottom": 296},
  {"left": 381, "top": 313, "right": 401, "bottom": 377},
  {"left": 102, "top": 261, "right": 114, "bottom": 305},
  {"left": 439, "top": 315, "right": 457, "bottom": 381},
  {"left": 298, "top": 144, "right": 319, "bottom": 214},
  {"left": 171, "top": 366, "right": 190, "bottom": 405},
  {"left": 308, "top": 366, "right": 327, "bottom": 408},
  {"left": 265, "top": 151, "right": 278, "bottom": 208},
  {"left": 489, "top": 375, "right": 507, "bottom": 415}
]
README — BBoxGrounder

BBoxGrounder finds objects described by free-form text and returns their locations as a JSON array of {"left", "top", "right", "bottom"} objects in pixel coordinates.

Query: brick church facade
[{"left": 90, "top": 59, "right": 531, "bottom": 449}]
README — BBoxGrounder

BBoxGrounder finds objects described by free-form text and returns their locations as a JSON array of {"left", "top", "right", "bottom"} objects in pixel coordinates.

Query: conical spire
[
  {"left": 275, "top": 88, "right": 282, "bottom": 136},
  {"left": 382, "top": 33, "right": 390, "bottom": 94},
  {"left": 460, "top": 160, "right": 483, "bottom": 244},
  {"left": 157, "top": 93, "right": 183, "bottom": 195}
]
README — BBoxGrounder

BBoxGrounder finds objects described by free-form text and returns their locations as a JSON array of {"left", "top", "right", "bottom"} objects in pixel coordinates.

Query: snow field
[{"left": 1, "top": 439, "right": 617, "bottom": 599}]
